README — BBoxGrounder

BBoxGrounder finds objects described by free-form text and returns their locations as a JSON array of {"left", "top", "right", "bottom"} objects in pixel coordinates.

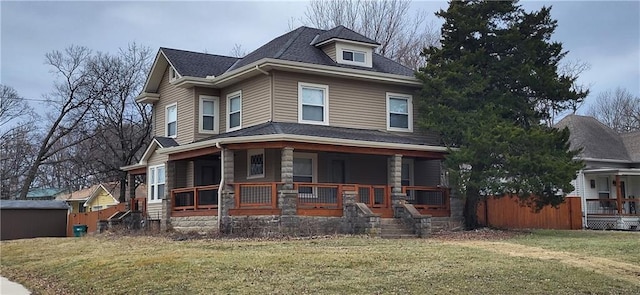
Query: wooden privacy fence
[
  {"left": 67, "top": 203, "right": 126, "bottom": 236},
  {"left": 477, "top": 196, "right": 582, "bottom": 230}
]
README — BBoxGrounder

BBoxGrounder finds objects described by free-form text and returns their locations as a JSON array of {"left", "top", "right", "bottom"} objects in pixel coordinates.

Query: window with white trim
[
  {"left": 169, "top": 67, "right": 179, "bottom": 82},
  {"left": 166, "top": 103, "right": 177, "bottom": 137},
  {"left": 386, "top": 93, "right": 413, "bottom": 132},
  {"left": 342, "top": 50, "right": 365, "bottom": 63},
  {"left": 148, "top": 165, "right": 165, "bottom": 203},
  {"left": 199, "top": 96, "right": 219, "bottom": 134},
  {"left": 227, "top": 91, "right": 242, "bottom": 131},
  {"left": 294, "top": 153, "right": 317, "bottom": 197},
  {"left": 298, "top": 82, "right": 329, "bottom": 125},
  {"left": 247, "top": 149, "right": 265, "bottom": 178}
]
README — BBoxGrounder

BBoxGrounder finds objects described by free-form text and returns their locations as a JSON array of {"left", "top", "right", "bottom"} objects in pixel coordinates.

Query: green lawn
[{"left": 1, "top": 230, "right": 638, "bottom": 294}]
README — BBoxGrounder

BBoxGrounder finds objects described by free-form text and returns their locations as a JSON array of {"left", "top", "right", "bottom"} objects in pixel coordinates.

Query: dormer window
[
  {"left": 336, "top": 43, "right": 373, "bottom": 68},
  {"left": 169, "top": 67, "right": 179, "bottom": 82},
  {"left": 342, "top": 50, "right": 365, "bottom": 63}
]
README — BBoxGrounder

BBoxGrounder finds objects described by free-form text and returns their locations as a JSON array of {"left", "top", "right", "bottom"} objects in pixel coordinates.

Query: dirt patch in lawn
[{"left": 443, "top": 240, "right": 640, "bottom": 285}]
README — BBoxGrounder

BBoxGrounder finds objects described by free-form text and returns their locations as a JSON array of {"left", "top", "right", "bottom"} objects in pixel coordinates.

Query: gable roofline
[
  {"left": 83, "top": 183, "right": 119, "bottom": 207},
  {"left": 172, "top": 57, "right": 420, "bottom": 89},
  {"left": 120, "top": 137, "right": 178, "bottom": 171},
  {"left": 313, "top": 38, "right": 379, "bottom": 48},
  {"left": 311, "top": 25, "right": 380, "bottom": 47}
]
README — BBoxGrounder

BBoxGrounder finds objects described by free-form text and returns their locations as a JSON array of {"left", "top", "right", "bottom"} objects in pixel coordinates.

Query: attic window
[
  {"left": 169, "top": 67, "right": 179, "bottom": 82},
  {"left": 343, "top": 50, "right": 365, "bottom": 63}
]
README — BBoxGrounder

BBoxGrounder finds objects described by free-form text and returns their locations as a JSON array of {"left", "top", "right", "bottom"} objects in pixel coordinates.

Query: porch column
[
  {"left": 161, "top": 161, "right": 175, "bottom": 231},
  {"left": 279, "top": 147, "right": 297, "bottom": 216},
  {"left": 616, "top": 175, "right": 622, "bottom": 215},
  {"left": 127, "top": 172, "right": 136, "bottom": 210},
  {"left": 221, "top": 149, "right": 235, "bottom": 216},
  {"left": 389, "top": 154, "right": 406, "bottom": 218}
]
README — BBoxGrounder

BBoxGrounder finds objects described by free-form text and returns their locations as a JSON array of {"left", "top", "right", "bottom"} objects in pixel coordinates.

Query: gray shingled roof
[
  {"left": 154, "top": 137, "right": 179, "bottom": 148},
  {"left": 555, "top": 115, "right": 632, "bottom": 161},
  {"left": 312, "top": 25, "right": 380, "bottom": 46},
  {"left": 621, "top": 131, "right": 640, "bottom": 162},
  {"left": 1, "top": 200, "right": 69, "bottom": 210},
  {"left": 160, "top": 48, "right": 238, "bottom": 78},
  {"left": 198, "top": 121, "right": 441, "bottom": 146},
  {"left": 225, "top": 26, "right": 414, "bottom": 76}
]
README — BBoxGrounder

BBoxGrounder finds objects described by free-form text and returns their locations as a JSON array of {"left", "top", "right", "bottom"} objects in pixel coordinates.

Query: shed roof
[{"left": 1, "top": 200, "right": 70, "bottom": 210}]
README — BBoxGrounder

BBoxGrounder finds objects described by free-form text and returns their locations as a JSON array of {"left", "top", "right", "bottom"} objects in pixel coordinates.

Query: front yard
[{"left": 1, "top": 230, "right": 638, "bottom": 294}]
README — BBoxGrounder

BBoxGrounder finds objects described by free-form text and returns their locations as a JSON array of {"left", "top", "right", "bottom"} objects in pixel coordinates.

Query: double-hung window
[
  {"left": 199, "top": 96, "right": 219, "bottom": 134},
  {"left": 298, "top": 82, "right": 328, "bottom": 125},
  {"left": 227, "top": 91, "right": 242, "bottom": 131},
  {"left": 148, "top": 165, "right": 165, "bottom": 204},
  {"left": 166, "top": 103, "right": 177, "bottom": 137},
  {"left": 294, "top": 153, "right": 317, "bottom": 196},
  {"left": 386, "top": 93, "right": 413, "bottom": 132},
  {"left": 247, "top": 149, "right": 265, "bottom": 178}
]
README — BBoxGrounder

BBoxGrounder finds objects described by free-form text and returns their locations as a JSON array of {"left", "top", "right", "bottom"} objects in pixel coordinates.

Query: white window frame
[
  {"left": 247, "top": 149, "right": 265, "bottom": 179},
  {"left": 342, "top": 49, "right": 366, "bottom": 63},
  {"left": 336, "top": 43, "right": 373, "bottom": 67},
  {"left": 165, "top": 103, "right": 177, "bottom": 138},
  {"left": 148, "top": 164, "right": 165, "bottom": 204},
  {"left": 227, "top": 90, "right": 242, "bottom": 131},
  {"left": 386, "top": 92, "right": 413, "bottom": 132},
  {"left": 298, "top": 82, "right": 329, "bottom": 125},
  {"left": 199, "top": 95, "right": 219, "bottom": 134},
  {"left": 169, "top": 67, "right": 179, "bottom": 82},
  {"left": 294, "top": 152, "right": 318, "bottom": 198}
]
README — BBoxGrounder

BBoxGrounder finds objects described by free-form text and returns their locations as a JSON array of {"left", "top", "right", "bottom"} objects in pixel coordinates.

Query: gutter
[{"left": 156, "top": 134, "right": 450, "bottom": 155}]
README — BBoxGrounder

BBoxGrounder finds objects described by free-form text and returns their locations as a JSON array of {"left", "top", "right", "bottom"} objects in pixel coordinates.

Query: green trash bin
[{"left": 73, "top": 225, "right": 88, "bottom": 237}]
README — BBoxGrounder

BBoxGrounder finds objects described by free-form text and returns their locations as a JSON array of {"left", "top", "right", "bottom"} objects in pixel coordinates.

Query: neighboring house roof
[
  {"left": 555, "top": 115, "right": 634, "bottom": 162},
  {"left": 226, "top": 26, "right": 412, "bottom": 76},
  {"left": 56, "top": 184, "right": 100, "bottom": 201},
  {"left": 19, "top": 188, "right": 66, "bottom": 199},
  {"left": 1, "top": 200, "right": 69, "bottom": 210},
  {"left": 160, "top": 48, "right": 239, "bottom": 78},
  {"left": 311, "top": 25, "right": 380, "bottom": 46},
  {"left": 199, "top": 121, "right": 440, "bottom": 146}
]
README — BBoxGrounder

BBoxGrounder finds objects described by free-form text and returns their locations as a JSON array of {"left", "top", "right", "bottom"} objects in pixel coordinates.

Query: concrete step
[{"left": 380, "top": 218, "right": 415, "bottom": 238}]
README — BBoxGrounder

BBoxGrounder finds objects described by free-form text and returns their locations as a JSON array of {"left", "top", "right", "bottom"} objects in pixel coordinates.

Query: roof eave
[
  {"left": 135, "top": 92, "right": 160, "bottom": 104},
  {"left": 314, "top": 38, "right": 380, "bottom": 48}
]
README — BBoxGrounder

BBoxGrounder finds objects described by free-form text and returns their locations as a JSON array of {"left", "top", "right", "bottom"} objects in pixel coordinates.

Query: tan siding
[
  {"left": 148, "top": 150, "right": 168, "bottom": 166},
  {"left": 194, "top": 87, "right": 222, "bottom": 142},
  {"left": 146, "top": 203, "right": 163, "bottom": 220},
  {"left": 272, "top": 71, "right": 420, "bottom": 131},
  {"left": 154, "top": 66, "right": 195, "bottom": 144},
  {"left": 220, "top": 74, "right": 272, "bottom": 132},
  {"left": 321, "top": 44, "right": 337, "bottom": 61}
]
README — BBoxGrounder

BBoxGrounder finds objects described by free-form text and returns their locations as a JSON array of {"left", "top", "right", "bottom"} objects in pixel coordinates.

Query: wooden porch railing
[
  {"left": 171, "top": 185, "right": 219, "bottom": 212},
  {"left": 295, "top": 183, "right": 345, "bottom": 209},
  {"left": 356, "top": 185, "right": 390, "bottom": 208},
  {"left": 586, "top": 198, "right": 639, "bottom": 216},
  {"left": 403, "top": 186, "right": 450, "bottom": 216},
  {"left": 234, "top": 182, "right": 280, "bottom": 209},
  {"left": 129, "top": 197, "right": 147, "bottom": 217}
]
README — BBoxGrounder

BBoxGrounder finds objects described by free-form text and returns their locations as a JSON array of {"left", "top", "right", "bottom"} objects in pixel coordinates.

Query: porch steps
[{"left": 380, "top": 218, "right": 416, "bottom": 239}]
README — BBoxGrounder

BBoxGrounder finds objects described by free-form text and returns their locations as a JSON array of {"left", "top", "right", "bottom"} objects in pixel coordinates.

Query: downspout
[
  {"left": 216, "top": 142, "right": 224, "bottom": 228},
  {"left": 581, "top": 170, "right": 587, "bottom": 229}
]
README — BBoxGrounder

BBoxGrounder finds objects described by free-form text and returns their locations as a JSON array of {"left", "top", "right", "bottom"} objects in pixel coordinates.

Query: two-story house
[{"left": 122, "top": 26, "right": 462, "bottom": 235}]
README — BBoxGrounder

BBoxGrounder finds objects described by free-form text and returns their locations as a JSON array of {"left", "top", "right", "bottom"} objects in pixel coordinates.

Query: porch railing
[
  {"left": 235, "top": 182, "right": 280, "bottom": 209},
  {"left": 403, "top": 186, "right": 450, "bottom": 213},
  {"left": 586, "top": 198, "right": 639, "bottom": 215},
  {"left": 357, "top": 185, "right": 390, "bottom": 208},
  {"left": 295, "top": 183, "right": 344, "bottom": 209},
  {"left": 129, "top": 197, "right": 147, "bottom": 217},
  {"left": 171, "top": 185, "right": 219, "bottom": 211}
]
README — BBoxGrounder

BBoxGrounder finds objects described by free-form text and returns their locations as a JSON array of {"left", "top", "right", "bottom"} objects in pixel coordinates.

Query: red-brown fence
[
  {"left": 477, "top": 196, "right": 582, "bottom": 230},
  {"left": 67, "top": 203, "right": 126, "bottom": 236}
]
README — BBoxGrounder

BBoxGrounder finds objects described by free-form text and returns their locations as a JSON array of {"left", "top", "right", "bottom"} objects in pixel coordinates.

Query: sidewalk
[{"left": 1, "top": 276, "right": 30, "bottom": 295}]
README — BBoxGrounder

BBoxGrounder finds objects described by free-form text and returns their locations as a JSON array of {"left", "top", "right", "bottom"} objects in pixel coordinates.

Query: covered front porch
[
  {"left": 583, "top": 169, "right": 640, "bottom": 230},
  {"left": 164, "top": 139, "right": 453, "bottom": 233}
]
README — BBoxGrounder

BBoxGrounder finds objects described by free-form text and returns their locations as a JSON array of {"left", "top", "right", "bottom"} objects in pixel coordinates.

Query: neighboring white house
[{"left": 556, "top": 115, "right": 640, "bottom": 230}]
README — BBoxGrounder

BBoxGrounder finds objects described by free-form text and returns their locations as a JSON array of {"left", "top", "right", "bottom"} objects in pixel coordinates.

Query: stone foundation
[{"left": 171, "top": 216, "right": 218, "bottom": 233}]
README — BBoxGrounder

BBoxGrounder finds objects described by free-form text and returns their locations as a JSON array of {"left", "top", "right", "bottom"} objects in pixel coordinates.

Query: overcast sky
[{"left": 2, "top": 1, "right": 639, "bottom": 121}]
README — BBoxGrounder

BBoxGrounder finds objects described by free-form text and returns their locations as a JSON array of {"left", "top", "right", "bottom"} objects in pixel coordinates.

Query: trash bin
[{"left": 73, "top": 224, "right": 88, "bottom": 237}]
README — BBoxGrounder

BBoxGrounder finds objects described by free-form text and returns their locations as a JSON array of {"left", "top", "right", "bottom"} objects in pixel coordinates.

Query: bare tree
[
  {"left": 87, "top": 44, "right": 153, "bottom": 201},
  {"left": 304, "top": 0, "right": 439, "bottom": 69},
  {"left": 540, "top": 59, "right": 592, "bottom": 126},
  {"left": 587, "top": 87, "right": 640, "bottom": 132},
  {"left": 16, "top": 46, "right": 109, "bottom": 199},
  {"left": 0, "top": 124, "right": 38, "bottom": 199},
  {"left": 229, "top": 43, "right": 247, "bottom": 58},
  {"left": 0, "top": 85, "right": 32, "bottom": 128}
]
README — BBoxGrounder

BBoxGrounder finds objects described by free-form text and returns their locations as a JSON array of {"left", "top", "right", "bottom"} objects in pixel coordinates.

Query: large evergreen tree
[{"left": 417, "top": 1, "right": 586, "bottom": 229}]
